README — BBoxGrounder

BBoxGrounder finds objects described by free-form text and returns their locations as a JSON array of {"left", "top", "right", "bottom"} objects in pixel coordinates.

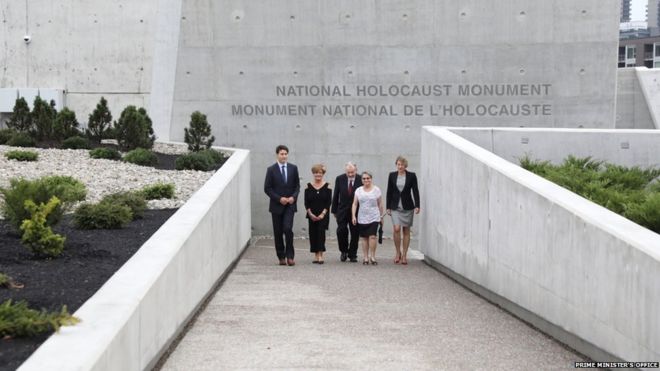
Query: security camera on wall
[{"left": 23, "top": 35, "right": 31, "bottom": 44}]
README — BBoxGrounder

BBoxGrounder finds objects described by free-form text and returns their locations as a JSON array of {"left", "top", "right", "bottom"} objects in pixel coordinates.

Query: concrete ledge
[
  {"left": 18, "top": 145, "right": 252, "bottom": 371},
  {"left": 420, "top": 127, "right": 660, "bottom": 364}
]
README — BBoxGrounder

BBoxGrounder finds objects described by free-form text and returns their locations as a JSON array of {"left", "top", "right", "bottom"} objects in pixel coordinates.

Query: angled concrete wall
[
  {"left": 616, "top": 68, "right": 657, "bottom": 129},
  {"left": 420, "top": 127, "right": 660, "bottom": 363},
  {"left": 18, "top": 146, "right": 251, "bottom": 371}
]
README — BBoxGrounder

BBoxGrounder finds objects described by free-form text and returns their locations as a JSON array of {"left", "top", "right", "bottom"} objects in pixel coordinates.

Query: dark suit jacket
[
  {"left": 331, "top": 173, "right": 362, "bottom": 223},
  {"left": 386, "top": 171, "right": 420, "bottom": 211},
  {"left": 264, "top": 162, "right": 300, "bottom": 214}
]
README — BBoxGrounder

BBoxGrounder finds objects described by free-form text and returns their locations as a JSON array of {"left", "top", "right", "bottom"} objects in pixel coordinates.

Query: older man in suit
[
  {"left": 264, "top": 144, "right": 300, "bottom": 266},
  {"left": 331, "top": 162, "right": 362, "bottom": 262}
]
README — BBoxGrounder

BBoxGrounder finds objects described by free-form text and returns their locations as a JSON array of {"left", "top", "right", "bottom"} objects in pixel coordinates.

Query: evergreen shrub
[
  {"left": 175, "top": 151, "right": 215, "bottom": 171},
  {"left": 20, "top": 197, "right": 66, "bottom": 257},
  {"left": 6, "top": 97, "right": 32, "bottom": 133},
  {"left": 114, "top": 106, "right": 156, "bottom": 150},
  {"left": 5, "top": 150, "right": 38, "bottom": 162},
  {"left": 123, "top": 148, "right": 158, "bottom": 167},
  {"left": 101, "top": 191, "right": 146, "bottom": 219},
  {"left": 184, "top": 111, "right": 215, "bottom": 151},
  {"left": 0, "top": 176, "right": 87, "bottom": 230},
  {"left": 60, "top": 136, "right": 91, "bottom": 150},
  {"left": 53, "top": 107, "right": 80, "bottom": 141},
  {"left": 89, "top": 147, "right": 121, "bottom": 160},
  {"left": 141, "top": 183, "right": 175, "bottom": 200},
  {"left": 73, "top": 202, "right": 132, "bottom": 229},
  {"left": 520, "top": 155, "right": 660, "bottom": 233},
  {"left": 32, "top": 97, "right": 57, "bottom": 141},
  {"left": 0, "top": 300, "right": 79, "bottom": 338},
  {"left": 0, "top": 129, "right": 16, "bottom": 144},
  {"left": 86, "top": 97, "right": 113, "bottom": 143},
  {"left": 6, "top": 133, "right": 36, "bottom": 148}
]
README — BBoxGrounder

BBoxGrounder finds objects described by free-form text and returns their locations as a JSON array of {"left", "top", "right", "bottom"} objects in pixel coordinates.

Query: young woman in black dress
[{"left": 304, "top": 164, "right": 332, "bottom": 264}]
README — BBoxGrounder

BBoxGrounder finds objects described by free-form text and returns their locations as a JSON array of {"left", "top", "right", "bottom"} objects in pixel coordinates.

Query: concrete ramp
[{"left": 158, "top": 238, "right": 583, "bottom": 370}]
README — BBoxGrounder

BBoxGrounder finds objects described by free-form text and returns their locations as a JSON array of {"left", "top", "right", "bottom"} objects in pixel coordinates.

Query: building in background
[
  {"left": 648, "top": 0, "right": 659, "bottom": 29},
  {"left": 621, "top": 0, "right": 632, "bottom": 22}
]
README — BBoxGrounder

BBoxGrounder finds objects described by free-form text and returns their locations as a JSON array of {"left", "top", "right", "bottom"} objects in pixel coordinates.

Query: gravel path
[{"left": 0, "top": 143, "right": 214, "bottom": 212}]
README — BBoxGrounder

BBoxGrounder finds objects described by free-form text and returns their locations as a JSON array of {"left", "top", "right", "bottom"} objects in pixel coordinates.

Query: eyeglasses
[{"left": 361, "top": 177, "right": 371, "bottom": 180}]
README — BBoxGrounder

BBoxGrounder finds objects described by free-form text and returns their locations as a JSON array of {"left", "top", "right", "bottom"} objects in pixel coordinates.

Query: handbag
[{"left": 378, "top": 223, "right": 383, "bottom": 244}]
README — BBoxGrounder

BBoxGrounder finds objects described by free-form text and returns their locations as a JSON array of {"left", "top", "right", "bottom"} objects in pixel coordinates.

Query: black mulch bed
[{"left": 0, "top": 208, "right": 178, "bottom": 371}]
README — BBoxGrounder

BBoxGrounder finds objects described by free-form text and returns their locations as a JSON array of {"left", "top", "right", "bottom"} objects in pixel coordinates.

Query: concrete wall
[
  {"left": 163, "top": 0, "right": 620, "bottom": 234},
  {"left": 616, "top": 68, "right": 657, "bottom": 129},
  {"left": 0, "top": 0, "right": 156, "bottom": 123},
  {"left": 452, "top": 127, "right": 660, "bottom": 168},
  {"left": 18, "top": 147, "right": 251, "bottom": 371},
  {"left": 420, "top": 127, "right": 660, "bottom": 363}
]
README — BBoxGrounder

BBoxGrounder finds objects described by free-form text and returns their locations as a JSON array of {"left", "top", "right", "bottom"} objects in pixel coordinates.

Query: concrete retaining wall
[
  {"left": 451, "top": 127, "right": 660, "bottom": 168},
  {"left": 420, "top": 127, "right": 660, "bottom": 363},
  {"left": 616, "top": 68, "right": 658, "bottom": 130},
  {"left": 18, "top": 146, "right": 252, "bottom": 371}
]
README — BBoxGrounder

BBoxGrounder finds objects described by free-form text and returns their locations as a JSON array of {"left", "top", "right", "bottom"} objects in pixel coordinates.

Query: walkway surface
[{"left": 159, "top": 238, "right": 584, "bottom": 370}]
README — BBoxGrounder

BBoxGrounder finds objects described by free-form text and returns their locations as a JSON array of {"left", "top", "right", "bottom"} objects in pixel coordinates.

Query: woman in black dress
[{"left": 304, "top": 164, "right": 332, "bottom": 264}]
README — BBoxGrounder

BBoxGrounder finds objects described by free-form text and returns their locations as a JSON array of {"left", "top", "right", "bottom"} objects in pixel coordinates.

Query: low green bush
[
  {"left": 89, "top": 147, "right": 121, "bottom": 160},
  {"left": 101, "top": 191, "right": 146, "bottom": 219},
  {"left": 73, "top": 202, "right": 133, "bottom": 229},
  {"left": 5, "top": 150, "right": 38, "bottom": 162},
  {"left": 0, "top": 129, "right": 16, "bottom": 144},
  {"left": 141, "top": 183, "right": 175, "bottom": 200},
  {"left": 20, "top": 197, "right": 66, "bottom": 257},
  {"left": 123, "top": 148, "right": 158, "bottom": 167},
  {"left": 521, "top": 155, "right": 660, "bottom": 233},
  {"left": 0, "top": 176, "right": 87, "bottom": 231},
  {"left": 175, "top": 151, "right": 215, "bottom": 171},
  {"left": 199, "top": 148, "right": 226, "bottom": 165},
  {"left": 0, "top": 300, "right": 79, "bottom": 338},
  {"left": 6, "top": 132, "right": 35, "bottom": 148},
  {"left": 0, "top": 273, "right": 9, "bottom": 288},
  {"left": 60, "top": 136, "right": 91, "bottom": 150}
]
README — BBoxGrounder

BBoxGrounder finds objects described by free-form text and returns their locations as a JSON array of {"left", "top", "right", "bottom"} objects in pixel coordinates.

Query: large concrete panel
[
  {"left": 165, "top": 0, "right": 620, "bottom": 235},
  {"left": 0, "top": 0, "right": 156, "bottom": 118}
]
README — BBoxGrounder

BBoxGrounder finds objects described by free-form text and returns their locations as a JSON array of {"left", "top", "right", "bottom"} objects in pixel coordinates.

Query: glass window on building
[
  {"left": 626, "top": 45, "right": 637, "bottom": 59},
  {"left": 655, "top": 43, "right": 660, "bottom": 57}
]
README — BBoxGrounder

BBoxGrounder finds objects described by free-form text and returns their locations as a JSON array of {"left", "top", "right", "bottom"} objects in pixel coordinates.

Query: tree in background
[
  {"left": 184, "top": 111, "right": 215, "bottom": 152},
  {"left": 114, "top": 106, "right": 156, "bottom": 150},
  {"left": 86, "top": 97, "right": 112, "bottom": 143},
  {"left": 6, "top": 97, "right": 32, "bottom": 133},
  {"left": 53, "top": 108, "right": 80, "bottom": 141},
  {"left": 32, "top": 97, "right": 57, "bottom": 140}
]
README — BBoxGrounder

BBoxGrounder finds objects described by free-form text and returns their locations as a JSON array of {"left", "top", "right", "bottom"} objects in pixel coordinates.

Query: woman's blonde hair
[
  {"left": 311, "top": 164, "right": 326, "bottom": 174},
  {"left": 395, "top": 156, "right": 408, "bottom": 168}
]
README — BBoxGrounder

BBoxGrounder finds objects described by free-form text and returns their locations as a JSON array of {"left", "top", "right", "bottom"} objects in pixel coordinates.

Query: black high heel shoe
[
  {"left": 370, "top": 258, "right": 378, "bottom": 265},
  {"left": 363, "top": 259, "right": 369, "bottom": 265}
]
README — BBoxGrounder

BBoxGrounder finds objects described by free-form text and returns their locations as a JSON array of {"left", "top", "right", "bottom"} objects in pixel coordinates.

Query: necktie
[
  {"left": 280, "top": 165, "right": 287, "bottom": 182},
  {"left": 348, "top": 180, "right": 353, "bottom": 196}
]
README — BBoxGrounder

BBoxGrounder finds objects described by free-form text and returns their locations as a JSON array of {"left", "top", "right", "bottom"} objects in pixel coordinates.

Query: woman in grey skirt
[{"left": 385, "top": 156, "right": 420, "bottom": 265}]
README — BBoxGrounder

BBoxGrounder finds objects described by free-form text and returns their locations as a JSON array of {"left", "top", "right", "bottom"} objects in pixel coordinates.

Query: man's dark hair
[{"left": 275, "top": 144, "right": 289, "bottom": 154}]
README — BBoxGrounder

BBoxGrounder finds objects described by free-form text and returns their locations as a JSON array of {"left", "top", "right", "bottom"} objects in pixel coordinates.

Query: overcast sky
[{"left": 631, "top": 0, "right": 647, "bottom": 21}]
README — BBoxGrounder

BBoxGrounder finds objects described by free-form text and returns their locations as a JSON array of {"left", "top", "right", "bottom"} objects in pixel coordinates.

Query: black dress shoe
[
  {"left": 340, "top": 252, "right": 347, "bottom": 262},
  {"left": 349, "top": 258, "right": 358, "bottom": 263},
  {"left": 279, "top": 259, "right": 286, "bottom": 266}
]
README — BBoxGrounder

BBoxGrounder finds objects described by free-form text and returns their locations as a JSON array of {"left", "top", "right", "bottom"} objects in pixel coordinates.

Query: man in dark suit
[
  {"left": 264, "top": 145, "right": 300, "bottom": 266},
  {"left": 331, "top": 162, "right": 362, "bottom": 262}
]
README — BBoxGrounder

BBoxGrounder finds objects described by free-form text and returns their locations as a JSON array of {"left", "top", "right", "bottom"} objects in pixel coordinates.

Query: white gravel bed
[{"left": 0, "top": 144, "right": 214, "bottom": 212}]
